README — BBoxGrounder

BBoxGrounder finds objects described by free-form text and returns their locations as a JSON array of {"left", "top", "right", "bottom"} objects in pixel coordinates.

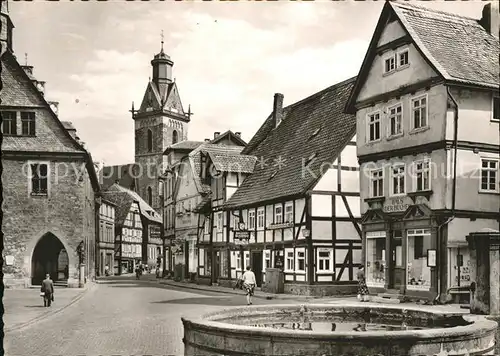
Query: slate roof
[
  {"left": 224, "top": 77, "right": 357, "bottom": 209},
  {"left": 391, "top": 2, "right": 499, "bottom": 88},
  {"left": 204, "top": 151, "right": 257, "bottom": 174},
  {"left": 1, "top": 51, "right": 100, "bottom": 192},
  {"left": 101, "top": 190, "right": 134, "bottom": 227},
  {"left": 347, "top": 2, "right": 499, "bottom": 111},
  {"left": 105, "top": 183, "right": 162, "bottom": 224},
  {"left": 188, "top": 144, "right": 246, "bottom": 194}
]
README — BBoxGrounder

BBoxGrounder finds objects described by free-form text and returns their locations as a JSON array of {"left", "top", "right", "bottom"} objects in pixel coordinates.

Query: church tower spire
[{"left": 150, "top": 30, "right": 173, "bottom": 87}]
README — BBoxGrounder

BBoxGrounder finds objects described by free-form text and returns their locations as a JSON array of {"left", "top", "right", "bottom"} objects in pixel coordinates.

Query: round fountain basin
[{"left": 181, "top": 303, "right": 498, "bottom": 356}]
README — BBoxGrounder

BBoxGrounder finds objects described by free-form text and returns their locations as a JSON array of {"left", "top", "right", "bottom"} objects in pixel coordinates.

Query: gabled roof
[
  {"left": 347, "top": 1, "right": 499, "bottom": 112},
  {"left": 1, "top": 51, "right": 100, "bottom": 192},
  {"left": 101, "top": 191, "right": 133, "bottom": 227},
  {"left": 211, "top": 130, "right": 247, "bottom": 146},
  {"left": 105, "top": 183, "right": 162, "bottom": 224},
  {"left": 188, "top": 144, "right": 246, "bottom": 195},
  {"left": 224, "top": 77, "right": 357, "bottom": 209},
  {"left": 203, "top": 150, "right": 257, "bottom": 174}
]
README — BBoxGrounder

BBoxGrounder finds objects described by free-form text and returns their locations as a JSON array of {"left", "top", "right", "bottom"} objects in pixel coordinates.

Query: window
[
  {"left": 172, "top": 130, "right": 178, "bottom": 144},
  {"left": 147, "top": 129, "right": 153, "bottom": 152},
  {"left": 370, "top": 169, "right": 384, "bottom": 198},
  {"left": 413, "top": 159, "right": 431, "bottom": 192},
  {"left": 233, "top": 214, "right": 240, "bottom": 230},
  {"left": 30, "top": 163, "right": 48, "bottom": 195},
  {"left": 248, "top": 210, "right": 256, "bottom": 230},
  {"left": 147, "top": 187, "right": 153, "bottom": 206},
  {"left": 388, "top": 104, "right": 403, "bottom": 137},
  {"left": 367, "top": 112, "right": 381, "bottom": 142},
  {"left": 21, "top": 112, "right": 35, "bottom": 136},
  {"left": 411, "top": 96, "right": 427, "bottom": 130},
  {"left": 257, "top": 208, "right": 265, "bottom": 229},
  {"left": 204, "top": 218, "right": 210, "bottom": 234},
  {"left": 384, "top": 56, "right": 396, "bottom": 73},
  {"left": 493, "top": 96, "right": 500, "bottom": 122},
  {"left": 407, "top": 229, "right": 431, "bottom": 290},
  {"left": 296, "top": 249, "right": 305, "bottom": 272},
  {"left": 480, "top": 158, "right": 499, "bottom": 192},
  {"left": 2, "top": 111, "right": 16, "bottom": 135},
  {"left": 366, "top": 231, "right": 386, "bottom": 286},
  {"left": 274, "top": 205, "right": 283, "bottom": 224},
  {"left": 317, "top": 249, "right": 332, "bottom": 272},
  {"left": 285, "top": 250, "right": 294, "bottom": 271},
  {"left": 285, "top": 203, "right": 293, "bottom": 223},
  {"left": 391, "top": 164, "right": 405, "bottom": 196},
  {"left": 217, "top": 212, "right": 223, "bottom": 232},
  {"left": 236, "top": 251, "right": 242, "bottom": 270},
  {"left": 399, "top": 50, "right": 409, "bottom": 67}
]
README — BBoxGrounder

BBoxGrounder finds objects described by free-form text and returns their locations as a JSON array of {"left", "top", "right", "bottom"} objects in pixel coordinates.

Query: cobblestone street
[{"left": 4, "top": 277, "right": 298, "bottom": 356}]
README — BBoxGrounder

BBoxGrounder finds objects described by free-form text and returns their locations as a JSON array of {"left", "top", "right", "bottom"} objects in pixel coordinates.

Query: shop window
[
  {"left": 448, "top": 247, "right": 472, "bottom": 287},
  {"left": 407, "top": 229, "right": 431, "bottom": 290},
  {"left": 244, "top": 251, "right": 250, "bottom": 269},
  {"left": 236, "top": 251, "right": 242, "bottom": 270},
  {"left": 366, "top": 231, "right": 386, "bottom": 286}
]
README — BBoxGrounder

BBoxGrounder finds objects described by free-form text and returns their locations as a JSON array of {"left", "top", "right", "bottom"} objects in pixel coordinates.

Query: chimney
[
  {"left": 204, "top": 138, "right": 210, "bottom": 142},
  {"left": 479, "top": 3, "right": 499, "bottom": 38},
  {"left": 235, "top": 132, "right": 241, "bottom": 137},
  {"left": 214, "top": 132, "right": 220, "bottom": 139},
  {"left": 273, "top": 93, "right": 284, "bottom": 127}
]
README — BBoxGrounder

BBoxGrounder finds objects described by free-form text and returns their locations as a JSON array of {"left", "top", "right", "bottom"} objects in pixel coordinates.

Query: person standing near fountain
[
  {"left": 357, "top": 266, "right": 370, "bottom": 302},
  {"left": 241, "top": 265, "right": 256, "bottom": 305}
]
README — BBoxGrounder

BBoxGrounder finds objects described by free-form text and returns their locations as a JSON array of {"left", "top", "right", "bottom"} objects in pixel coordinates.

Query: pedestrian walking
[
  {"left": 357, "top": 266, "right": 369, "bottom": 302},
  {"left": 240, "top": 265, "right": 256, "bottom": 305},
  {"left": 40, "top": 273, "right": 54, "bottom": 307}
]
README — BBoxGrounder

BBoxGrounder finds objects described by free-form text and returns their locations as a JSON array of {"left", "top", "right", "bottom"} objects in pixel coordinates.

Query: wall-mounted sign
[
  {"left": 5, "top": 255, "right": 14, "bottom": 266},
  {"left": 234, "top": 231, "right": 250, "bottom": 240},
  {"left": 149, "top": 225, "right": 162, "bottom": 239},
  {"left": 268, "top": 222, "right": 294, "bottom": 230},
  {"left": 427, "top": 249, "right": 437, "bottom": 267},
  {"left": 383, "top": 198, "right": 409, "bottom": 213}
]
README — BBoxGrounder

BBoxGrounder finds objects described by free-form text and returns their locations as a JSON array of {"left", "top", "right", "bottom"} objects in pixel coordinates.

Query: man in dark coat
[{"left": 41, "top": 273, "right": 54, "bottom": 307}]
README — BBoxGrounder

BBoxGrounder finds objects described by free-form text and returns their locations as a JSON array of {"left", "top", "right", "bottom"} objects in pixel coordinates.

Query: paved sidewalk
[{"left": 3, "top": 283, "right": 94, "bottom": 333}]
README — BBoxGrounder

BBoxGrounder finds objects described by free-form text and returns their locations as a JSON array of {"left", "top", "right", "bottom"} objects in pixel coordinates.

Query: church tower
[{"left": 132, "top": 36, "right": 191, "bottom": 212}]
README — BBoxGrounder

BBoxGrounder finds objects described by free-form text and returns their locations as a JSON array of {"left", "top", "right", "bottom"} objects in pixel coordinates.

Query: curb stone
[{"left": 4, "top": 282, "right": 97, "bottom": 333}]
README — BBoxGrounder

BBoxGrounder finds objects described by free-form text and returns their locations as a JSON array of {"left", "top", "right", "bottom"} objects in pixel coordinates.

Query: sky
[{"left": 8, "top": 0, "right": 491, "bottom": 166}]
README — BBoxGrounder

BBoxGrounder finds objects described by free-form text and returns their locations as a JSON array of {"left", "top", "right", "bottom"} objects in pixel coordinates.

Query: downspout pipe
[{"left": 434, "top": 87, "right": 459, "bottom": 304}]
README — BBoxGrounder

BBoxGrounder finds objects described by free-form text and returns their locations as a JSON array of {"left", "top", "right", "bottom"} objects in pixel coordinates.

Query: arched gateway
[{"left": 31, "top": 232, "right": 69, "bottom": 285}]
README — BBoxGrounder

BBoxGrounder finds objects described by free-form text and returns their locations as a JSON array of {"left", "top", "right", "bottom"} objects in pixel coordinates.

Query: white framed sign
[{"left": 5, "top": 255, "right": 14, "bottom": 266}]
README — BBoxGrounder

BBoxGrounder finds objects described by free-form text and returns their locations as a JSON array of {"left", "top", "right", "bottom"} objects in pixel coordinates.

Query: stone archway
[{"left": 31, "top": 232, "right": 66, "bottom": 285}]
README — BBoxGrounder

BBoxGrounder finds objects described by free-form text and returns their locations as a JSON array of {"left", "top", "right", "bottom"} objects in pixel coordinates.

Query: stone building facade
[{"left": 1, "top": 1, "right": 100, "bottom": 288}]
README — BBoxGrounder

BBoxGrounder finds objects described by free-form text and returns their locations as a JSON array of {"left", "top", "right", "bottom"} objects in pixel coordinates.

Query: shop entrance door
[{"left": 388, "top": 230, "right": 404, "bottom": 290}]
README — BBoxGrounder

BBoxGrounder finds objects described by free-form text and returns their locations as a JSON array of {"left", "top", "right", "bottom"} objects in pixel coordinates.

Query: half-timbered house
[{"left": 204, "top": 77, "right": 362, "bottom": 296}]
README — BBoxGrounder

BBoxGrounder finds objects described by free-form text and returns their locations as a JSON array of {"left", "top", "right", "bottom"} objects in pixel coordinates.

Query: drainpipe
[{"left": 434, "top": 87, "right": 459, "bottom": 304}]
